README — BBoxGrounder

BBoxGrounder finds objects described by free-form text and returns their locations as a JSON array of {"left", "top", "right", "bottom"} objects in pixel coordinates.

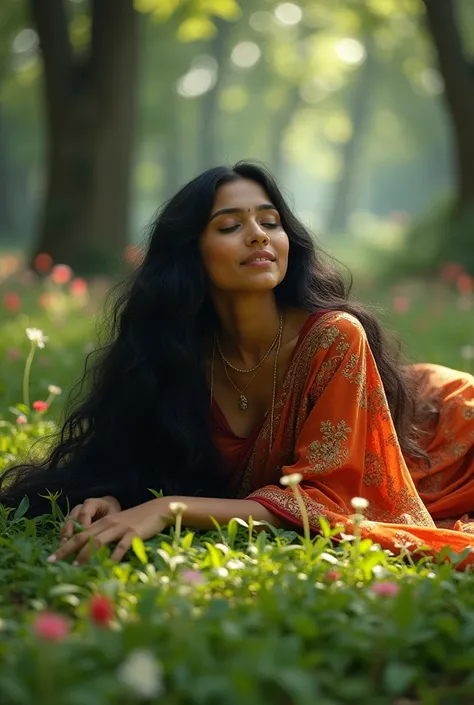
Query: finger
[
  {"left": 50, "top": 518, "right": 109, "bottom": 562},
  {"left": 110, "top": 531, "right": 135, "bottom": 563},
  {"left": 74, "top": 527, "right": 129, "bottom": 565},
  {"left": 60, "top": 505, "right": 83, "bottom": 541}
]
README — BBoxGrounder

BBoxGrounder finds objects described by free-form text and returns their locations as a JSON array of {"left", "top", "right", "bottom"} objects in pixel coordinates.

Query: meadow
[{"left": 1, "top": 251, "right": 474, "bottom": 705}]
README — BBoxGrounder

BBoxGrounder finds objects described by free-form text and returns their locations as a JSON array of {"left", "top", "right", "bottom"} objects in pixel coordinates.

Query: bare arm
[{"left": 161, "top": 496, "right": 286, "bottom": 530}]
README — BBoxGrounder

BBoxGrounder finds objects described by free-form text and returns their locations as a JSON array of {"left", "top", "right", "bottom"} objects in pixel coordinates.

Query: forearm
[{"left": 162, "top": 496, "right": 286, "bottom": 531}]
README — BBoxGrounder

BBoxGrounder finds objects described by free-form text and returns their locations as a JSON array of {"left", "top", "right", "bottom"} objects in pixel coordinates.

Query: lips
[{"left": 241, "top": 250, "right": 276, "bottom": 265}]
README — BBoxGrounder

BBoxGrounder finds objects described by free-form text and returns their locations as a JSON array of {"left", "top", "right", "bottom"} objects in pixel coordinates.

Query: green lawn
[{"left": 1, "top": 261, "right": 474, "bottom": 704}]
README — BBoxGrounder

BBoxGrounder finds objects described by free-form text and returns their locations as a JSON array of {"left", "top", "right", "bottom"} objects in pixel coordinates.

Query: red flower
[
  {"left": 16, "top": 415, "right": 27, "bottom": 425},
  {"left": 33, "top": 252, "right": 53, "bottom": 274},
  {"left": 392, "top": 296, "right": 411, "bottom": 314},
  {"left": 89, "top": 595, "right": 114, "bottom": 626},
  {"left": 69, "top": 277, "right": 88, "bottom": 297},
  {"left": 51, "top": 264, "right": 73, "bottom": 285},
  {"left": 34, "top": 612, "right": 70, "bottom": 641},
  {"left": 439, "top": 261, "right": 464, "bottom": 283},
  {"left": 33, "top": 400, "right": 48, "bottom": 412},
  {"left": 327, "top": 570, "right": 341, "bottom": 581},
  {"left": 3, "top": 292, "right": 21, "bottom": 311},
  {"left": 457, "top": 274, "right": 473, "bottom": 295}
]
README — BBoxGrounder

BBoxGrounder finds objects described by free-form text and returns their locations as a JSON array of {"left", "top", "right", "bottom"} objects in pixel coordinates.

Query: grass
[{"left": 1, "top": 255, "right": 474, "bottom": 704}]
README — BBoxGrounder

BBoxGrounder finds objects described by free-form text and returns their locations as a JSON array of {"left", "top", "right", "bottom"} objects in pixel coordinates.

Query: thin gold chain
[
  {"left": 220, "top": 359, "right": 262, "bottom": 411},
  {"left": 210, "top": 315, "right": 284, "bottom": 448},
  {"left": 216, "top": 315, "right": 283, "bottom": 373}
]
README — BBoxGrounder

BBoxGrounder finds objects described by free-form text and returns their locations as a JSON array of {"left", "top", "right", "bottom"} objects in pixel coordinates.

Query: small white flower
[
  {"left": 47, "top": 385, "right": 62, "bottom": 396},
  {"left": 168, "top": 501, "right": 187, "bottom": 515},
  {"left": 280, "top": 472, "right": 303, "bottom": 487},
  {"left": 118, "top": 649, "right": 164, "bottom": 699},
  {"left": 26, "top": 328, "right": 48, "bottom": 348},
  {"left": 350, "top": 496, "right": 369, "bottom": 512}
]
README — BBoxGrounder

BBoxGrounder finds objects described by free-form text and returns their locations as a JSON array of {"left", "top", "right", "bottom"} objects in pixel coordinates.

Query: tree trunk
[
  {"left": 326, "top": 37, "right": 376, "bottom": 235},
  {"left": 198, "top": 19, "right": 231, "bottom": 171},
  {"left": 423, "top": 0, "right": 474, "bottom": 207},
  {"left": 268, "top": 85, "right": 301, "bottom": 182},
  {"left": 0, "top": 102, "right": 17, "bottom": 239},
  {"left": 30, "top": 0, "right": 140, "bottom": 274}
]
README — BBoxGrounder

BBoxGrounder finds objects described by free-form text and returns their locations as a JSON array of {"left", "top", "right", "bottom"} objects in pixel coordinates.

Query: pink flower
[
  {"left": 33, "top": 252, "right": 53, "bottom": 274},
  {"left": 33, "top": 400, "right": 48, "bottom": 413},
  {"left": 180, "top": 570, "right": 206, "bottom": 585},
  {"left": 124, "top": 244, "right": 143, "bottom": 268},
  {"left": 392, "top": 296, "right": 411, "bottom": 314},
  {"left": 371, "top": 581, "right": 400, "bottom": 597},
  {"left": 3, "top": 292, "right": 21, "bottom": 311},
  {"left": 34, "top": 612, "right": 70, "bottom": 641},
  {"left": 327, "top": 570, "right": 341, "bottom": 581},
  {"left": 16, "top": 415, "right": 27, "bottom": 425},
  {"left": 69, "top": 277, "right": 88, "bottom": 297},
  {"left": 51, "top": 264, "right": 73, "bottom": 285},
  {"left": 89, "top": 595, "right": 114, "bottom": 626}
]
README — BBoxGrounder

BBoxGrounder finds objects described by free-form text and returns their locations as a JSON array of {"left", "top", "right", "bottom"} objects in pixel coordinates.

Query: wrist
[{"left": 155, "top": 496, "right": 177, "bottom": 527}]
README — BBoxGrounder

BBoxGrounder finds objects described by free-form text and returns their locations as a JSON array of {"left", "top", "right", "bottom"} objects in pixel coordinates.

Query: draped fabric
[{"left": 211, "top": 311, "right": 474, "bottom": 567}]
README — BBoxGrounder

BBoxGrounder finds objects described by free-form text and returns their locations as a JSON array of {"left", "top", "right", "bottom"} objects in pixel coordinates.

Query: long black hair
[{"left": 0, "top": 161, "right": 428, "bottom": 516}]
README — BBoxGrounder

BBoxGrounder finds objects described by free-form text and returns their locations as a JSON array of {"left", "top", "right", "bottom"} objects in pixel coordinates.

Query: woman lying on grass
[{"left": 1, "top": 162, "right": 474, "bottom": 566}]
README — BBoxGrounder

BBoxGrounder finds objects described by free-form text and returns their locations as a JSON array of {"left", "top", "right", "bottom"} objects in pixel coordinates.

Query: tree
[
  {"left": 30, "top": 0, "right": 140, "bottom": 273},
  {"left": 422, "top": 0, "right": 474, "bottom": 209}
]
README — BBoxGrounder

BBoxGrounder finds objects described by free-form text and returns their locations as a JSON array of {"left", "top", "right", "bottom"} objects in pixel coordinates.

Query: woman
[{"left": 1, "top": 162, "right": 474, "bottom": 566}]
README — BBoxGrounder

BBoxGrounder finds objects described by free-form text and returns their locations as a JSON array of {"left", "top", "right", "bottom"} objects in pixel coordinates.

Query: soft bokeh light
[
  {"left": 176, "top": 56, "right": 218, "bottom": 98},
  {"left": 249, "top": 11, "right": 273, "bottom": 32},
  {"left": 12, "top": 29, "right": 38, "bottom": 54},
  {"left": 231, "top": 42, "right": 262, "bottom": 69},
  {"left": 274, "top": 3, "right": 303, "bottom": 27},
  {"left": 335, "top": 38, "right": 366, "bottom": 66}
]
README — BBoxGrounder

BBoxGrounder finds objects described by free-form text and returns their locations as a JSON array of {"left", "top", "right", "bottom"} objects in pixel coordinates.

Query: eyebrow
[{"left": 209, "top": 203, "right": 278, "bottom": 222}]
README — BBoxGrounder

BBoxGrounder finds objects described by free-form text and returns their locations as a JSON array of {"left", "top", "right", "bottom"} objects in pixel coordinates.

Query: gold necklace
[
  {"left": 220, "top": 359, "right": 260, "bottom": 412},
  {"left": 210, "top": 316, "right": 284, "bottom": 446},
  {"left": 216, "top": 314, "right": 283, "bottom": 374}
]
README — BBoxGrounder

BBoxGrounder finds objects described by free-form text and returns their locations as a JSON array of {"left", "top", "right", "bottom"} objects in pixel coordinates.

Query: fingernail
[
  {"left": 72, "top": 561, "right": 79, "bottom": 567},
  {"left": 62, "top": 537, "right": 68, "bottom": 544},
  {"left": 47, "top": 555, "right": 57, "bottom": 563}
]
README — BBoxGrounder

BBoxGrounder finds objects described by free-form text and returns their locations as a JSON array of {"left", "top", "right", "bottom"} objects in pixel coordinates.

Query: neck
[{"left": 213, "top": 292, "right": 281, "bottom": 368}]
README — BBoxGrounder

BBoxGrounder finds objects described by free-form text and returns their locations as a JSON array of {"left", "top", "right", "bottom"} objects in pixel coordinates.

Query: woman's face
[{"left": 199, "top": 179, "right": 289, "bottom": 295}]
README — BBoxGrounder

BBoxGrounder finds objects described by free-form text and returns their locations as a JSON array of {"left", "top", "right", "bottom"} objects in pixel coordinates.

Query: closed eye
[
  {"left": 262, "top": 222, "right": 280, "bottom": 229},
  {"left": 218, "top": 225, "right": 240, "bottom": 233}
]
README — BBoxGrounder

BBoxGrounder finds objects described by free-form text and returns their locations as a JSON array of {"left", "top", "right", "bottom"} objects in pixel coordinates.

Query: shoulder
[{"left": 302, "top": 310, "right": 368, "bottom": 350}]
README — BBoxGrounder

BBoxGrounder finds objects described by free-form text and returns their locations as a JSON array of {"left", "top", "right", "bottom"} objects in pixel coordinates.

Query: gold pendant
[{"left": 239, "top": 394, "right": 248, "bottom": 412}]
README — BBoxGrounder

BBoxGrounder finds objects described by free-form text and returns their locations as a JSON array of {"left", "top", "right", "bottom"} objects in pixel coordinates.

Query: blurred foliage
[{"left": 0, "top": 0, "right": 473, "bottom": 272}]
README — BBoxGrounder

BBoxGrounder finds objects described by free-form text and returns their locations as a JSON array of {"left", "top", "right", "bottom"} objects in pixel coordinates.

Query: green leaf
[
  {"left": 13, "top": 496, "right": 29, "bottom": 521},
  {"left": 318, "top": 515, "right": 332, "bottom": 538},
  {"left": 132, "top": 537, "right": 148, "bottom": 565},
  {"left": 181, "top": 531, "right": 194, "bottom": 550},
  {"left": 383, "top": 662, "right": 417, "bottom": 695},
  {"left": 227, "top": 518, "right": 237, "bottom": 548}
]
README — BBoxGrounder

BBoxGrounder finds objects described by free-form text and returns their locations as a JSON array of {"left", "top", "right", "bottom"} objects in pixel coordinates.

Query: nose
[{"left": 247, "top": 221, "right": 269, "bottom": 246}]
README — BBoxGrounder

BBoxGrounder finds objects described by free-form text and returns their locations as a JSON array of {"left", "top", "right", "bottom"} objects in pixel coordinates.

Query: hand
[
  {"left": 60, "top": 495, "right": 122, "bottom": 543},
  {"left": 49, "top": 498, "right": 171, "bottom": 565}
]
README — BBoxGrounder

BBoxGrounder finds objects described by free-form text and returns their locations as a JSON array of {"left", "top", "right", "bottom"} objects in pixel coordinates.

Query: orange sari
[{"left": 211, "top": 311, "right": 474, "bottom": 566}]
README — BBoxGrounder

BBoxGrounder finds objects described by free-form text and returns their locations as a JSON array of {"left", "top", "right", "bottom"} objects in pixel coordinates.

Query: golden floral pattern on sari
[
  {"left": 213, "top": 311, "right": 474, "bottom": 566},
  {"left": 363, "top": 451, "right": 384, "bottom": 487},
  {"left": 306, "top": 420, "right": 352, "bottom": 475}
]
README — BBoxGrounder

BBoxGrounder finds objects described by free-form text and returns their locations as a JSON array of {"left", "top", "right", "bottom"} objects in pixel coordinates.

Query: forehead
[{"left": 212, "top": 179, "right": 272, "bottom": 209}]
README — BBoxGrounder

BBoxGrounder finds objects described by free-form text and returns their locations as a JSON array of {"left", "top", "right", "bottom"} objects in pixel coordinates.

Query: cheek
[{"left": 200, "top": 238, "right": 237, "bottom": 283}]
